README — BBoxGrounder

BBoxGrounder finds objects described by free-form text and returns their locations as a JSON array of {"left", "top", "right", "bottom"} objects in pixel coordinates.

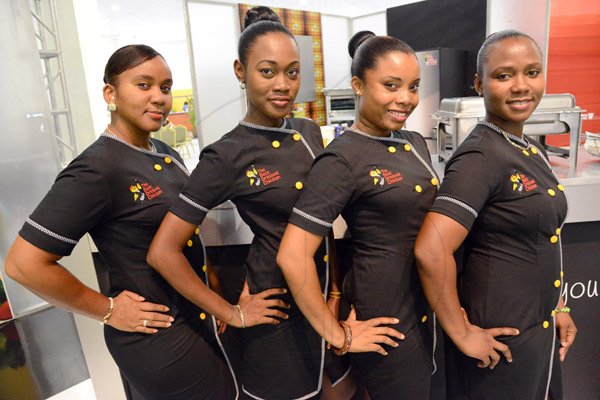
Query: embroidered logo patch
[
  {"left": 370, "top": 166, "right": 403, "bottom": 186},
  {"left": 510, "top": 171, "right": 537, "bottom": 192},
  {"left": 130, "top": 179, "right": 163, "bottom": 203},
  {"left": 246, "top": 164, "right": 281, "bottom": 186}
]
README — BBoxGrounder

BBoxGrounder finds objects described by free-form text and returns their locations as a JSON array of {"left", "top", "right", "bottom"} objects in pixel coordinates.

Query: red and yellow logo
[
  {"left": 130, "top": 179, "right": 163, "bottom": 202},
  {"left": 370, "top": 166, "right": 403, "bottom": 186},
  {"left": 246, "top": 164, "right": 281, "bottom": 186},
  {"left": 510, "top": 171, "right": 537, "bottom": 192}
]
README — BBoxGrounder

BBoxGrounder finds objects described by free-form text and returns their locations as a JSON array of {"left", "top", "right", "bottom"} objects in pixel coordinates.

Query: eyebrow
[
  {"left": 133, "top": 74, "right": 173, "bottom": 84},
  {"left": 384, "top": 75, "right": 420, "bottom": 82},
  {"left": 257, "top": 59, "right": 300, "bottom": 65}
]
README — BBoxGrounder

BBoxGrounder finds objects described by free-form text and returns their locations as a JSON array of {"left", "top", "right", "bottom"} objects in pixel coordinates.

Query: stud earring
[
  {"left": 108, "top": 103, "right": 117, "bottom": 112},
  {"left": 240, "top": 82, "right": 246, "bottom": 90}
]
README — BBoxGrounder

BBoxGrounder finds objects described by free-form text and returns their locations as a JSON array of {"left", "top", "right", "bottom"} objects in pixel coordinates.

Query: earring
[
  {"left": 108, "top": 103, "right": 117, "bottom": 112},
  {"left": 240, "top": 82, "right": 246, "bottom": 90},
  {"left": 478, "top": 92, "right": 483, "bottom": 97},
  {"left": 355, "top": 91, "right": 361, "bottom": 96}
]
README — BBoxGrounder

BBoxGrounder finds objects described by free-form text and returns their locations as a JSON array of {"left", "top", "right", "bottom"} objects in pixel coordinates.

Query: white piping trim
[
  {"left": 431, "top": 313, "right": 438, "bottom": 375},
  {"left": 435, "top": 196, "right": 478, "bottom": 219},
  {"left": 544, "top": 316, "right": 558, "bottom": 400},
  {"left": 292, "top": 208, "right": 333, "bottom": 228},
  {"left": 101, "top": 132, "right": 189, "bottom": 176},
  {"left": 178, "top": 194, "right": 209, "bottom": 213},
  {"left": 25, "top": 218, "right": 78, "bottom": 245},
  {"left": 331, "top": 365, "right": 352, "bottom": 388}
]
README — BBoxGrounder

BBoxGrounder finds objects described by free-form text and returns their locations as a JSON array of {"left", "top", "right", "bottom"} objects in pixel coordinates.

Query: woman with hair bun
[
  {"left": 6, "top": 44, "right": 237, "bottom": 399},
  {"left": 277, "top": 31, "right": 438, "bottom": 399},
  {"left": 149, "top": 6, "right": 353, "bottom": 399}
]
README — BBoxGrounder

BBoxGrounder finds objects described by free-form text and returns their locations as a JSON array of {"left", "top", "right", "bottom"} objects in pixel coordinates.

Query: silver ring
[{"left": 143, "top": 319, "right": 148, "bottom": 327}]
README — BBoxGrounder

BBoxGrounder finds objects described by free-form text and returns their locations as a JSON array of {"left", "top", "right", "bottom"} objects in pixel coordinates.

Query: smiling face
[
  {"left": 475, "top": 36, "right": 545, "bottom": 135},
  {"left": 235, "top": 31, "right": 300, "bottom": 127},
  {"left": 352, "top": 51, "right": 420, "bottom": 136},
  {"left": 104, "top": 56, "right": 173, "bottom": 135}
]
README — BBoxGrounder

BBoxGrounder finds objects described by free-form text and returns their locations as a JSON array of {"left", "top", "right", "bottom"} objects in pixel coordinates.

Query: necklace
[
  {"left": 105, "top": 126, "right": 156, "bottom": 152},
  {"left": 482, "top": 121, "right": 533, "bottom": 156}
]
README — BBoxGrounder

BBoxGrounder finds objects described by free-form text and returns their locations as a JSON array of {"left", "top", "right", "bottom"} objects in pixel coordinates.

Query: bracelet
[
  {"left": 100, "top": 297, "right": 114, "bottom": 325},
  {"left": 329, "top": 291, "right": 342, "bottom": 299},
  {"left": 234, "top": 304, "right": 246, "bottom": 328},
  {"left": 553, "top": 306, "right": 571, "bottom": 315},
  {"left": 333, "top": 320, "right": 352, "bottom": 356}
]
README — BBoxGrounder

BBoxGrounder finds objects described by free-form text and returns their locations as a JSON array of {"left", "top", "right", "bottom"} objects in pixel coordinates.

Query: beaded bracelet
[
  {"left": 333, "top": 320, "right": 352, "bottom": 356},
  {"left": 100, "top": 297, "right": 114, "bottom": 325},
  {"left": 554, "top": 306, "right": 571, "bottom": 314}
]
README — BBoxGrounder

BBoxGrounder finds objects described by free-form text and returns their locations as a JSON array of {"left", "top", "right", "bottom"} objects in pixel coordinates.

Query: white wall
[
  {"left": 187, "top": 1, "right": 244, "bottom": 146},
  {"left": 351, "top": 11, "right": 387, "bottom": 36},
  {"left": 488, "top": 0, "right": 550, "bottom": 62},
  {"left": 321, "top": 14, "right": 351, "bottom": 89}
]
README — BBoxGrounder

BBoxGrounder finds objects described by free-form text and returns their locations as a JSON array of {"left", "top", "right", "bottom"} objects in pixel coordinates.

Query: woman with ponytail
[{"left": 277, "top": 31, "right": 439, "bottom": 399}]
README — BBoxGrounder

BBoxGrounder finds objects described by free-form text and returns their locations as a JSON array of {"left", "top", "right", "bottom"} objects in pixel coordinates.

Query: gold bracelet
[
  {"left": 100, "top": 297, "right": 114, "bottom": 325},
  {"left": 234, "top": 304, "right": 246, "bottom": 328},
  {"left": 329, "top": 291, "right": 342, "bottom": 299},
  {"left": 333, "top": 320, "right": 352, "bottom": 356}
]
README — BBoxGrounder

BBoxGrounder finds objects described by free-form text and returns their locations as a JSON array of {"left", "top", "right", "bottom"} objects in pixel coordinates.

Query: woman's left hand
[{"left": 556, "top": 312, "right": 577, "bottom": 361}]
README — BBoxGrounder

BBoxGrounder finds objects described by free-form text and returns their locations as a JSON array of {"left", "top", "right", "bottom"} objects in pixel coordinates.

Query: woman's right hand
[
  {"left": 345, "top": 307, "right": 405, "bottom": 355},
  {"left": 107, "top": 290, "right": 174, "bottom": 334},
  {"left": 233, "top": 280, "right": 290, "bottom": 327},
  {"left": 453, "top": 308, "right": 519, "bottom": 369}
]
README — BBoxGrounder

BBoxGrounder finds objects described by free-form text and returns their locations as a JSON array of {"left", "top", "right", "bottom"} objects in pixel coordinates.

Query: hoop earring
[
  {"left": 108, "top": 103, "right": 117, "bottom": 112},
  {"left": 240, "top": 82, "right": 246, "bottom": 90}
]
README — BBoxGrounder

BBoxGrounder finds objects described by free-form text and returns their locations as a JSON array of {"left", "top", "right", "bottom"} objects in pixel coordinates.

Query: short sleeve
[
  {"left": 430, "top": 146, "right": 500, "bottom": 230},
  {"left": 19, "top": 160, "right": 112, "bottom": 256},
  {"left": 289, "top": 151, "right": 356, "bottom": 236},
  {"left": 170, "top": 144, "right": 234, "bottom": 225}
]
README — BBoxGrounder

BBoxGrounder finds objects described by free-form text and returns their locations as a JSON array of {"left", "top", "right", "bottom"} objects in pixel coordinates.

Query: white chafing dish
[{"left": 433, "top": 94, "right": 584, "bottom": 176}]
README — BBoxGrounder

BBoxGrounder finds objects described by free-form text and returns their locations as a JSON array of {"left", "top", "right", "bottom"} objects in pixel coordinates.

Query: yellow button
[
  {"left": 199, "top": 312, "right": 206, "bottom": 320},
  {"left": 187, "top": 239, "right": 193, "bottom": 247},
  {"left": 548, "top": 189, "right": 556, "bottom": 197},
  {"left": 560, "top": 270, "right": 564, "bottom": 278},
  {"left": 295, "top": 181, "right": 303, "bottom": 190},
  {"left": 431, "top": 177, "right": 439, "bottom": 186},
  {"left": 421, "top": 315, "right": 428, "bottom": 323},
  {"left": 522, "top": 150, "right": 530, "bottom": 156},
  {"left": 154, "top": 164, "right": 162, "bottom": 171},
  {"left": 531, "top": 147, "right": 538, "bottom": 155},
  {"left": 323, "top": 255, "right": 329, "bottom": 262},
  {"left": 557, "top": 184, "right": 565, "bottom": 191},
  {"left": 195, "top": 228, "right": 200, "bottom": 235},
  {"left": 555, "top": 228, "right": 561, "bottom": 235},
  {"left": 542, "top": 320, "right": 549, "bottom": 329},
  {"left": 551, "top": 310, "right": 556, "bottom": 317},
  {"left": 164, "top": 156, "right": 172, "bottom": 164},
  {"left": 293, "top": 133, "right": 301, "bottom": 141},
  {"left": 272, "top": 140, "right": 280, "bottom": 149},
  {"left": 550, "top": 235, "right": 558, "bottom": 244},
  {"left": 554, "top": 279, "right": 561, "bottom": 288},
  {"left": 388, "top": 146, "right": 397, "bottom": 153},
  {"left": 415, "top": 185, "right": 423, "bottom": 193},
  {"left": 403, "top": 144, "right": 411, "bottom": 152},
  {"left": 202, "top": 265, "right": 207, "bottom": 272}
]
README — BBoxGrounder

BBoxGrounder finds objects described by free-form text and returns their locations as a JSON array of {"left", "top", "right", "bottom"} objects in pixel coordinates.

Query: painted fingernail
[
  {"left": 282, "top": 289, "right": 288, "bottom": 294},
  {"left": 166, "top": 322, "right": 172, "bottom": 327},
  {"left": 169, "top": 317, "right": 174, "bottom": 322},
  {"left": 383, "top": 351, "right": 388, "bottom": 356},
  {"left": 394, "top": 342, "right": 399, "bottom": 347},
  {"left": 393, "top": 318, "right": 399, "bottom": 323}
]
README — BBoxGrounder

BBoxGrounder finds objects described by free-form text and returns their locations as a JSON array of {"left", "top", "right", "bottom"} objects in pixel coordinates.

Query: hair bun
[
  {"left": 243, "top": 6, "right": 281, "bottom": 30},
  {"left": 348, "top": 31, "right": 375, "bottom": 58}
]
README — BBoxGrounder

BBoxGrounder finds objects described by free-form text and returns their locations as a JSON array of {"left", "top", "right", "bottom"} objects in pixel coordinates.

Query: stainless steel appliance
[
  {"left": 433, "top": 93, "right": 584, "bottom": 176},
  {"left": 403, "top": 48, "right": 467, "bottom": 152},
  {"left": 323, "top": 88, "right": 355, "bottom": 126}
]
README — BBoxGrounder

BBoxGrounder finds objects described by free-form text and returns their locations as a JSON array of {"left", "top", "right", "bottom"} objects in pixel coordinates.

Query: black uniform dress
[
  {"left": 288, "top": 128, "right": 440, "bottom": 400},
  {"left": 170, "top": 119, "right": 347, "bottom": 400},
  {"left": 430, "top": 122, "right": 568, "bottom": 400},
  {"left": 19, "top": 132, "right": 236, "bottom": 400}
]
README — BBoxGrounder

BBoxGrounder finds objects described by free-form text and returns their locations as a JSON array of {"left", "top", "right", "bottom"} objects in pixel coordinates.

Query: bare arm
[
  {"left": 325, "top": 231, "right": 342, "bottom": 319},
  {"left": 415, "top": 212, "right": 519, "bottom": 368},
  {"left": 6, "top": 236, "right": 171, "bottom": 333},
  {"left": 277, "top": 223, "right": 403, "bottom": 354},
  {"left": 555, "top": 296, "right": 577, "bottom": 361},
  {"left": 147, "top": 212, "right": 288, "bottom": 327}
]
